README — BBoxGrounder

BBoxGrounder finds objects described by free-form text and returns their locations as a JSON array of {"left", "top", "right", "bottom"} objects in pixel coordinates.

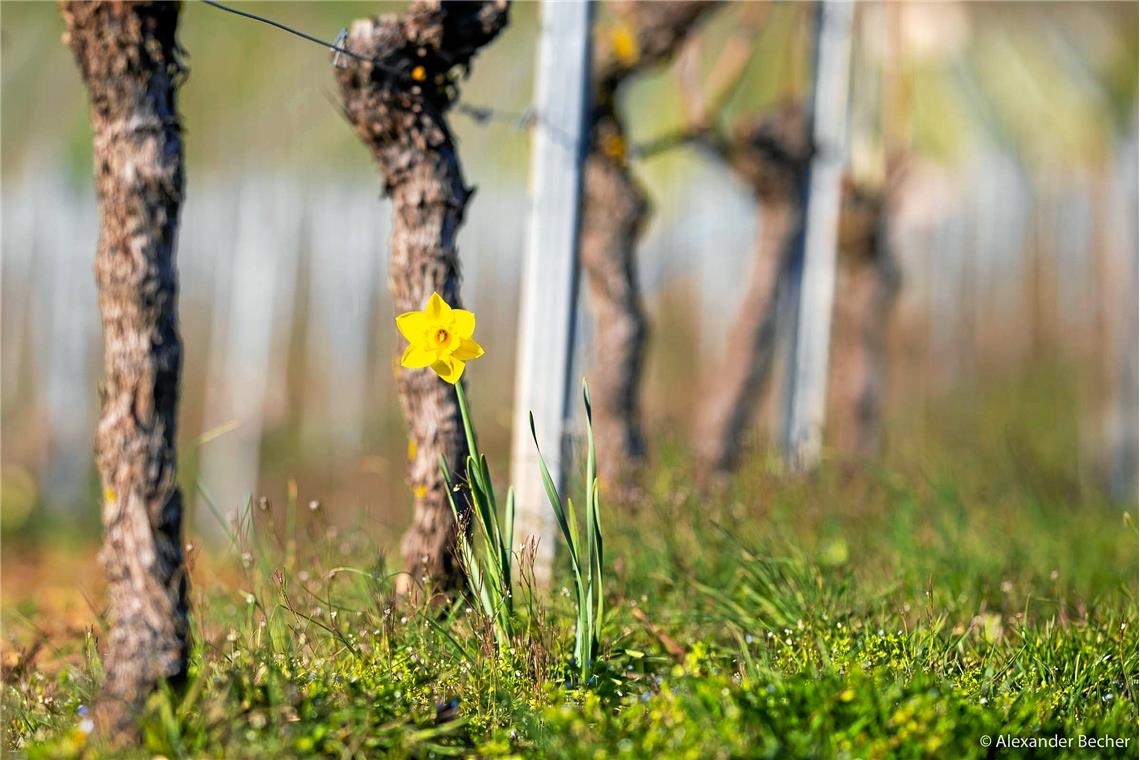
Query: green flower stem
[{"left": 450, "top": 378, "right": 605, "bottom": 684}]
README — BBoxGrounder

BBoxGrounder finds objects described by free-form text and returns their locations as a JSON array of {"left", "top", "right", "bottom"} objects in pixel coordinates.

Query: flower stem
[{"left": 455, "top": 381, "right": 478, "bottom": 459}]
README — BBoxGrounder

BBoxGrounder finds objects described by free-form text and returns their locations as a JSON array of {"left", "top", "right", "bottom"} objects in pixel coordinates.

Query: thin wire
[
  {"left": 196, "top": 0, "right": 556, "bottom": 138},
  {"left": 199, "top": 0, "right": 387, "bottom": 69},
  {"left": 455, "top": 103, "right": 536, "bottom": 130}
]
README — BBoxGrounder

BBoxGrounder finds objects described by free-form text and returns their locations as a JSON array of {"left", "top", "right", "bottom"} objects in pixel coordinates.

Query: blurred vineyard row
[{"left": 2, "top": 1, "right": 1136, "bottom": 543}]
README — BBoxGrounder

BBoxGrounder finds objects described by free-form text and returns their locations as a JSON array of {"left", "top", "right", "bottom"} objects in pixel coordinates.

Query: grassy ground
[{"left": 4, "top": 368, "right": 1138, "bottom": 758}]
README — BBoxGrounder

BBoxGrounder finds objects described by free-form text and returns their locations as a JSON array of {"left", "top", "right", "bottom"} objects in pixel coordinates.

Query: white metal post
[
  {"left": 781, "top": 0, "right": 856, "bottom": 471},
  {"left": 510, "top": 0, "right": 594, "bottom": 586}
]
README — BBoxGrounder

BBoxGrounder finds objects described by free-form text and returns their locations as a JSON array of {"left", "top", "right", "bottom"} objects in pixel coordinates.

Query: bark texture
[
  {"left": 695, "top": 105, "right": 812, "bottom": 475},
  {"left": 582, "top": 0, "right": 717, "bottom": 485},
  {"left": 334, "top": 1, "right": 509, "bottom": 598},
  {"left": 61, "top": 0, "right": 189, "bottom": 736}
]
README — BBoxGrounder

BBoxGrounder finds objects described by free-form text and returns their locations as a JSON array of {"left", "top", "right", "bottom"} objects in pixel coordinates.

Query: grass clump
[{"left": 3, "top": 368, "right": 1137, "bottom": 758}]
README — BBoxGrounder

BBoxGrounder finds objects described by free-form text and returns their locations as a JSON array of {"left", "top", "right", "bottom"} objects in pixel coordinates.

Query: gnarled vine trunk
[
  {"left": 695, "top": 199, "right": 800, "bottom": 473},
  {"left": 693, "top": 103, "right": 898, "bottom": 475},
  {"left": 694, "top": 106, "right": 811, "bottom": 477},
  {"left": 61, "top": 0, "right": 190, "bottom": 736},
  {"left": 334, "top": 1, "right": 509, "bottom": 598},
  {"left": 580, "top": 154, "right": 650, "bottom": 483},
  {"left": 828, "top": 187, "right": 898, "bottom": 460},
  {"left": 582, "top": 0, "right": 717, "bottom": 486}
]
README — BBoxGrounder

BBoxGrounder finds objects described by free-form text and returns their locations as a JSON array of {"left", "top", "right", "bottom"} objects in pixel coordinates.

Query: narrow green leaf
[
  {"left": 504, "top": 486, "right": 516, "bottom": 582},
  {"left": 530, "top": 412, "right": 580, "bottom": 575},
  {"left": 591, "top": 478, "right": 604, "bottom": 655}
]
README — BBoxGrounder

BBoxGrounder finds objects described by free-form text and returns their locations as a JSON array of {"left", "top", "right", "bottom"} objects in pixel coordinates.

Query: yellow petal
[
  {"left": 452, "top": 309, "right": 476, "bottom": 339},
  {"left": 431, "top": 356, "right": 465, "bottom": 384},
  {"left": 401, "top": 343, "right": 435, "bottom": 369},
  {"left": 396, "top": 311, "right": 428, "bottom": 342},
  {"left": 425, "top": 292, "right": 452, "bottom": 322},
  {"left": 452, "top": 337, "right": 484, "bottom": 361}
]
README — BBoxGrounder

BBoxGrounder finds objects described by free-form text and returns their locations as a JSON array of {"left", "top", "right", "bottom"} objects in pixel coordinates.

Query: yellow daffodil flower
[{"left": 396, "top": 292, "right": 484, "bottom": 384}]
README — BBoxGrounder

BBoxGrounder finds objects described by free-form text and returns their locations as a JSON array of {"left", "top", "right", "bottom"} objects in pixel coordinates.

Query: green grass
[{"left": 4, "top": 368, "right": 1138, "bottom": 758}]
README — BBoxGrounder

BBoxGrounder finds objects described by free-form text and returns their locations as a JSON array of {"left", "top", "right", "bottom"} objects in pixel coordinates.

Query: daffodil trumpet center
[{"left": 396, "top": 292, "right": 485, "bottom": 385}]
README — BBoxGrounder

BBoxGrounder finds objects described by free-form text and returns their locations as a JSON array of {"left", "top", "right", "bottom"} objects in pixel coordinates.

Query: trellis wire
[{"left": 199, "top": 0, "right": 539, "bottom": 131}]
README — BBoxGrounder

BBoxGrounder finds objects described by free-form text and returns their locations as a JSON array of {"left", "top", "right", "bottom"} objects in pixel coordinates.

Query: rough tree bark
[
  {"left": 581, "top": 1, "right": 717, "bottom": 487},
  {"left": 61, "top": 0, "right": 189, "bottom": 736},
  {"left": 334, "top": 1, "right": 509, "bottom": 598},
  {"left": 694, "top": 105, "right": 812, "bottom": 475}
]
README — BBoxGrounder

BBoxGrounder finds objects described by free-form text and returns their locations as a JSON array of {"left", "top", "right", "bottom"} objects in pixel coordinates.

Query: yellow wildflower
[
  {"left": 396, "top": 292, "right": 484, "bottom": 384},
  {"left": 410, "top": 65, "right": 427, "bottom": 82}
]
